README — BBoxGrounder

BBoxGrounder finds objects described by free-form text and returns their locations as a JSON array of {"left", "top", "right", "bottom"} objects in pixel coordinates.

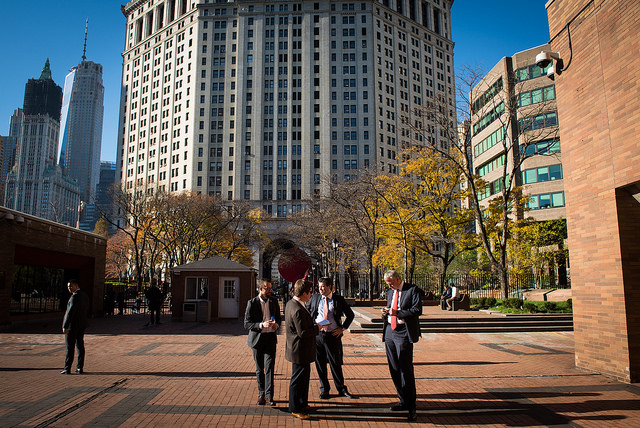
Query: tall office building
[
  {"left": 5, "top": 60, "right": 80, "bottom": 225},
  {"left": 117, "top": 0, "right": 455, "bottom": 217},
  {"left": 1, "top": 109, "right": 24, "bottom": 205},
  {"left": 58, "top": 28, "right": 105, "bottom": 206},
  {"left": 470, "top": 45, "right": 564, "bottom": 222}
]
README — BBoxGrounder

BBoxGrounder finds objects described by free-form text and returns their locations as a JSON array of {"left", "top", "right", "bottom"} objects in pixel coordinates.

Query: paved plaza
[{"left": 1, "top": 307, "right": 639, "bottom": 427}]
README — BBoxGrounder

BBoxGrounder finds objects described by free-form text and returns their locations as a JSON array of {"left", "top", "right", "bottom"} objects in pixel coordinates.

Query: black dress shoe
[
  {"left": 338, "top": 390, "right": 356, "bottom": 399},
  {"left": 257, "top": 395, "right": 266, "bottom": 405},
  {"left": 76, "top": 368, "right": 83, "bottom": 374},
  {"left": 60, "top": 369, "right": 70, "bottom": 374},
  {"left": 319, "top": 391, "right": 330, "bottom": 399},
  {"left": 408, "top": 410, "right": 418, "bottom": 421},
  {"left": 390, "top": 403, "right": 407, "bottom": 411}
]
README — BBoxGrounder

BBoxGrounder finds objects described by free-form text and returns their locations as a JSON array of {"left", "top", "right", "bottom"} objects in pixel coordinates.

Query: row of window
[
  {"left": 473, "top": 102, "right": 504, "bottom": 134},
  {"left": 518, "top": 85, "right": 555, "bottom": 107},
  {"left": 472, "top": 78, "right": 503, "bottom": 114},
  {"left": 473, "top": 126, "right": 505, "bottom": 158},
  {"left": 527, "top": 192, "right": 564, "bottom": 210},
  {"left": 522, "top": 164, "right": 562, "bottom": 184},
  {"left": 477, "top": 154, "right": 505, "bottom": 178},
  {"left": 519, "top": 111, "right": 558, "bottom": 132}
]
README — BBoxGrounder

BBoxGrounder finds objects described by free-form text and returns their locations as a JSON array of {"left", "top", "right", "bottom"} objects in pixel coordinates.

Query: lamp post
[
  {"left": 321, "top": 251, "right": 327, "bottom": 276},
  {"left": 332, "top": 238, "right": 339, "bottom": 292}
]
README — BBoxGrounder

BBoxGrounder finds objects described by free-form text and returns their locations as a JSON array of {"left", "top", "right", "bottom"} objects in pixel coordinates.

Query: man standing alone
[
  {"left": 306, "top": 277, "right": 356, "bottom": 399},
  {"left": 285, "top": 279, "right": 319, "bottom": 420},
  {"left": 244, "top": 279, "right": 281, "bottom": 406},
  {"left": 381, "top": 270, "right": 422, "bottom": 421},
  {"left": 61, "top": 279, "right": 90, "bottom": 374}
]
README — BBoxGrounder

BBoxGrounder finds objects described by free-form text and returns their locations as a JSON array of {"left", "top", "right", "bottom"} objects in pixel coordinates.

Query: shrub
[
  {"left": 566, "top": 298, "right": 572, "bottom": 309},
  {"left": 486, "top": 297, "right": 497, "bottom": 307},
  {"left": 523, "top": 302, "right": 538, "bottom": 313},
  {"left": 504, "top": 298, "right": 523, "bottom": 309},
  {"left": 543, "top": 301, "right": 557, "bottom": 312}
]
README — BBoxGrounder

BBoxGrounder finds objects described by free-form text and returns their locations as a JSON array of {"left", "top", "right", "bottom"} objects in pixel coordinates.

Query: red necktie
[
  {"left": 322, "top": 296, "right": 329, "bottom": 319},
  {"left": 391, "top": 289, "right": 398, "bottom": 329}
]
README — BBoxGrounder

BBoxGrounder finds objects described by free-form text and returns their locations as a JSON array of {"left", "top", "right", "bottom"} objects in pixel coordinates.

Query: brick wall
[
  {"left": 546, "top": 0, "right": 640, "bottom": 382},
  {"left": 0, "top": 209, "right": 107, "bottom": 326}
]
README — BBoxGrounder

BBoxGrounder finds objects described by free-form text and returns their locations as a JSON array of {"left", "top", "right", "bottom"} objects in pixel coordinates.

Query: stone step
[{"left": 348, "top": 308, "right": 573, "bottom": 334}]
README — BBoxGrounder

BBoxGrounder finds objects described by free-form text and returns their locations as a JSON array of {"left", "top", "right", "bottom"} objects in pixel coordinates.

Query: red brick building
[
  {"left": 0, "top": 208, "right": 107, "bottom": 327},
  {"left": 546, "top": 0, "right": 640, "bottom": 382}
]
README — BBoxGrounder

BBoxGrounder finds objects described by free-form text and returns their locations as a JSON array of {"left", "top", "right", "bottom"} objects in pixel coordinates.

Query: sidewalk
[{"left": 0, "top": 313, "right": 638, "bottom": 427}]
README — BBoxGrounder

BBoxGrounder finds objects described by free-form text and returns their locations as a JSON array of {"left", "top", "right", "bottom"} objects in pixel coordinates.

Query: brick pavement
[{"left": 1, "top": 311, "right": 639, "bottom": 427}]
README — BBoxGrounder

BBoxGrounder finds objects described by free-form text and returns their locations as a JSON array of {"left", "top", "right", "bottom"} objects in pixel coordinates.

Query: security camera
[
  {"left": 547, "top": 65, "right": 555, "bottom": 81},
  {"left": 535, "top": 51, "right": 561, "bottom": 69}
]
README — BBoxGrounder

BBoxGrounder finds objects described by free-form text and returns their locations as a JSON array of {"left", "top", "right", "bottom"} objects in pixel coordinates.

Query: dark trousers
[
  {"left": 384, "top": 324, "right": 416, "bottom": 412},
  {"left": 64, "top": 329, "right": 85, "bottom": 371},
  {"left": 252, "top": 334, "right": 277, "bottom": 398},
  {"left": 149, "top": 305, "right": 161, "bottom": 324},
  {"left": 289, "top": 362, "right": 311, "bottom": 413},
  {"left": 315, "top": 331, "right": 346, "bottom": 394}
]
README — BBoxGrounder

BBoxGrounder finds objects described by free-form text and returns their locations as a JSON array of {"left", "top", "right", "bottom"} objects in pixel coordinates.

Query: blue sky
[{"left": 0, "top": 0, "right": 550, "bottom": 163}]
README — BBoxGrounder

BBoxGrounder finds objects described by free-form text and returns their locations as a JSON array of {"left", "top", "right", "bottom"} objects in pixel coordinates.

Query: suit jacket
[
  {"left": 382, "top": 282, "right": 422, "bottom": 343},
  {"left": 285, "top": 298, "right": 317, "bottom": 364},
  {"left": 244, "top": 295, "right": 282, "bottom": 348},
  {"left": 306, "top": 293, "right": 355, "bottom": 331},
  {"left": 441, "top": 288, "right": 452, "bottom": 300},
  {"left": 62, "top": 289, "right": 90, "bottom": 332}
]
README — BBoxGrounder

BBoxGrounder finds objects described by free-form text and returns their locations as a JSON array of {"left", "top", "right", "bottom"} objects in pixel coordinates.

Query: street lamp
[
  {"left": 332, "top": 238, "right": 339, "bottom": 292},
  {"left": 321, "top": 251, "right": 327, "bottom": 276}
]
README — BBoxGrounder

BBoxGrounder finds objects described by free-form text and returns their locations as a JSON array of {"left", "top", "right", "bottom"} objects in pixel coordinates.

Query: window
[
  {"left": 527, "top": 192, "right": 565, "bottom": 210},
  {"left": 185, "top": 277, "right": 209, "bottom": 300},
  {"left": 522, "top": 164, "right": 563, "bottom": 184}
]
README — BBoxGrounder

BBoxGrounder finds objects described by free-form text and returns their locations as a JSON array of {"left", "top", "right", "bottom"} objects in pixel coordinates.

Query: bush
[
  {"left": 486, "top": 297, "right": 497, "bottom": 307},
  {"left": 543, "top": 301, "right": 558, "bottom": 312},
  {"left": 523, "top": 302, "right": 538, "bottom": 313},
  {"left": 504, "top": 298, "right": 523, "bottom": 309},
  {"left": 566, "top": 298, "right": 572, "bottom": 309}
]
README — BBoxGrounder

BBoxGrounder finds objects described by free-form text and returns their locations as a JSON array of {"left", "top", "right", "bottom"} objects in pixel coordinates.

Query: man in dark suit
[
  {"left": 244, "top": 278, "right": 282, "bottom": 406},
  {"left": 306, "top": 277, "right": 356, "bottom": 399},
  {"left": 145, "top": 283, "right": 163, "bottom": 326},
  {"left": 381, "top": 270, "right": 422, "bottom": 421},
  {"left": 285, "top": 279, "right": 319, "bottom": 420},
  {"left": 61, "top": 279, "right": 90, "bottom": 374}
]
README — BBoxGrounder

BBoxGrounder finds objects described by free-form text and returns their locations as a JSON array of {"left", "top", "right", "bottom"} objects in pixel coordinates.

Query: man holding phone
[{"left": 244, "top": 278, "right": 281, "bottom": 406}]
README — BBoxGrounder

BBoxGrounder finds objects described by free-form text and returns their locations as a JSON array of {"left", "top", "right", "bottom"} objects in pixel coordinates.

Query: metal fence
[{"left": 336, "top": 272, "right": 570, "bottom": 300}]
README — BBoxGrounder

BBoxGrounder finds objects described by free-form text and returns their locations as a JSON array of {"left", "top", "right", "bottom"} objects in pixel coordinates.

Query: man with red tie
[{"left": 381, "top": 270, "right": 422, "bottom": 422}]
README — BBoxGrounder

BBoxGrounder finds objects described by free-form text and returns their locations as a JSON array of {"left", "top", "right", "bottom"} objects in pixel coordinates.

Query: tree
[
  {"left": 401, "top": 65, "right": 559, "bottom": 298},
  {"left": 400, "top": 148, "right": 479, "bottom": 291},
  {"left": 93, "top": 216, "right": 110, "bottom": 238},
  {"left": 105, "top": 230, "right": 133, "bottom": 281}
]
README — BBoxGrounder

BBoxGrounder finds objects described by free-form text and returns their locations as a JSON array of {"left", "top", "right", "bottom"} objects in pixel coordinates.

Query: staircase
[{"left": 349, "top": 307, "right": 573, "bottom": 334}]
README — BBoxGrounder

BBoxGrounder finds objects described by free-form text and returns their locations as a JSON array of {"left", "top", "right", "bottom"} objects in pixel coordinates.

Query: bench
[{"left": 451, "top": 293, "right": 470, "bottom": 311}]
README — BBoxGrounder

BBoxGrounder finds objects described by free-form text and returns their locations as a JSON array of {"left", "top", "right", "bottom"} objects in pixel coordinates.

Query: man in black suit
[
  {"left": 244, "top": 278, "right": 282, "bottom": 406},
  {"left": 306, "top": 277, "right": 356, "bottom": 399},
  {"left": 381, "top": 270, "right": 422, "bottom": 421},
  {"left": 145, "top": 283, "right": 163, "bottom": 326},
  {"left": 61, "top": 279, "right": 90, "bottom": 374},
  {"left": 285, "top": 279, "right": 319, "bottom": 420}
]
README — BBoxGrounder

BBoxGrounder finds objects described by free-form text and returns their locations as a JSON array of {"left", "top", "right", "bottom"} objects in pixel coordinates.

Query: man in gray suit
[
  {"left": 381, "top": 270, "right": 422, "bottom": 421},
  {"left": 244, "top": 279, "right": 282, "bottom": 406},
  {"left": 61, "top": 279, "right": 90, "bottom": 374},
  {"left": 285, "top": 279, "right": 319, "bottom": 420}
]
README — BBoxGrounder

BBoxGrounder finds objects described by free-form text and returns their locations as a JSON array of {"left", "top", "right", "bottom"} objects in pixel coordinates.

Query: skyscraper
[
  {"left": 58, "top": 22, "right": 105, "bottom": 208},
  {"left": 117, "top": 0, "right": 455, "bottom": 218},
  {"left": 5, "top": 60, "right": 80, "bottom": 225},
  {"left": 0, "top": 109, "right": 24, "bottom": 205}
]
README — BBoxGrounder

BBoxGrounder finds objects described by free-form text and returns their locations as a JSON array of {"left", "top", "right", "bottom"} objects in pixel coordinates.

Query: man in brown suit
[{"left": 285, "top": 279, "right": 319, "bottom": 420}]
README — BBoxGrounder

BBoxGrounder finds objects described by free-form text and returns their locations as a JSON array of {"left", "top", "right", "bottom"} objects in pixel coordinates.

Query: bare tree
[{"left": 402, "top": 65, "right": 559, "bottom": 298}]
